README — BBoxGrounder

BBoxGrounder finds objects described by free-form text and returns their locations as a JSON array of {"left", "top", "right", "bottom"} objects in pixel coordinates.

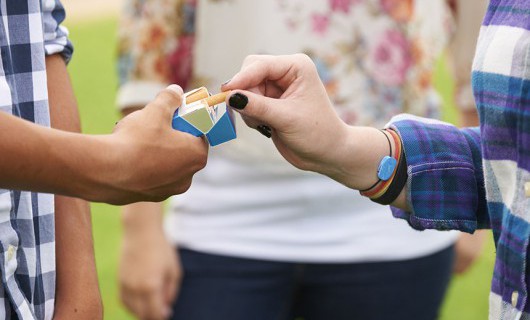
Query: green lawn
[{"left": 66, "top": 18, "right": 494, "bottom": 320}]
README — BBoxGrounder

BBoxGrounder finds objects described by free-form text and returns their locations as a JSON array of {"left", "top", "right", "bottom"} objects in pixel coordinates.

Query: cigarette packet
[{"left": 172, "top": 87, "right": 236, "bottom": 146}]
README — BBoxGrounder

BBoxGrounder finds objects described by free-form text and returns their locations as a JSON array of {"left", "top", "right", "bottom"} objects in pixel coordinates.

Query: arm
[
  {"left": 46, "top": 55, "right": 102, "bottom": 319},
  {"left": 0, "top": 0, "right": 207, "bottom": 204},
  {"left": 223, "top": 54, "right": 488, "bottom": 233},
  {"left": 42, "top": 3, "right": 101, "bottom": 316},
  {"left": 0, "top": 84, "right": 207, "bottom": 204}
]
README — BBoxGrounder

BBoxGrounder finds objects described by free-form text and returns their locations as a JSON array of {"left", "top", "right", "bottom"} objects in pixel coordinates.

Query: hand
[
  {"left": 119, "top": 207, "right": 181, "bottom": 320},
  {"left": 92, "top": 85, "right": 209, "bottom": 204},
  {"left": 453, "top": 230, "right": 487, "bottom": 274},
  {"left": 222, "top": 54, "right": 395, "bottom": 196},
  {"left": 222, "top": 54, "right": 351, "bottom": 177}
]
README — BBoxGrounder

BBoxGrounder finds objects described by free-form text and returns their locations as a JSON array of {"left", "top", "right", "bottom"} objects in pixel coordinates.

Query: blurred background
[{"left": 61, "top": 0, "right": 494, "bottom": 318}]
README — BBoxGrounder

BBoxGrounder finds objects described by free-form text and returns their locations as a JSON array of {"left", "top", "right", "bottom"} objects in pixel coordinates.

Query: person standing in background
[{"left": 117, "top": 1, "right": 486, "bottom": 319}]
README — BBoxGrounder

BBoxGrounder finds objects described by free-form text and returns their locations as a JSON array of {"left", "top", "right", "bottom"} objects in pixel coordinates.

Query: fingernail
[
  {"left": 228, "top": 93, "right": 248, "bottom": 110},
  {"left": 257, "top": 125, "right": 272, "bottom": 138},
  {"left": 221, "top": 78, "right": 231, "bottom": 86}
]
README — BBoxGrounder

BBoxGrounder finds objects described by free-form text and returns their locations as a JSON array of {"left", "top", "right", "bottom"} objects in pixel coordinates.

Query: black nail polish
[
  {"left": 257, "top": 125, "right": 272, "bottom": 138},
  {"left": 228, "top": 93, "right": 248, "bottom": 110}
]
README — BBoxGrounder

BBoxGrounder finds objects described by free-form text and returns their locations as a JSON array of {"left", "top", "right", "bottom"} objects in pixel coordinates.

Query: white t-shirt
[
  {"left": 162, "top": 0, "right": 462, "bottom": 262},
  {"left": 117, "top": 0, "right": 486, "bottom": 262}
]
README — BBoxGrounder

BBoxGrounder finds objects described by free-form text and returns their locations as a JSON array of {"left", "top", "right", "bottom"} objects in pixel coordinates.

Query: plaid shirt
[
  {"left": 390, "top": 1, "right": 530, "bottom": 319},
  {"left": 0, "top": 0, "right": 72, "bottom": 319}
]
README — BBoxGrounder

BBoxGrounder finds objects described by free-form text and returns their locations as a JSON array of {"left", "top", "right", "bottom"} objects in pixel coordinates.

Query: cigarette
[
  {"left": 185, "top": 89, "right": 232, "bottom": 107},
  {"left": 185, "top": 87, "right": 209, "bottom": 104},
  {"left": 205, "top": 91, "right": 231, "bottom": 107}
]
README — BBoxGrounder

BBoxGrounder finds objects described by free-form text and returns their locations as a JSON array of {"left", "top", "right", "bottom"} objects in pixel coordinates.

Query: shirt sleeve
[
  {"left": 117, "top": 0, "right": 197, "bottom": 110},
  {"left": 387, "top": 114, "right": 489, "bottom": 233},
  {"left": 446, "top": 0, "right": 487, "bottom": 112},
  {"left": 42, "top": 0, "right": 74, "bottom": 63}
]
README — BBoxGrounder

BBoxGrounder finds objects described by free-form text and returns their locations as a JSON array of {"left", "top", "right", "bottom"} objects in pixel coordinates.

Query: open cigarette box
[{"left": 172, "top": 87, "right": 237, "bottom": 146}]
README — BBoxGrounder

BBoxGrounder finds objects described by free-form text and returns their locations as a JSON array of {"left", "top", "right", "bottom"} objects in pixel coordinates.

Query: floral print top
[
  {"left": 118, "top": 0, "right": 482, "bottom": 162},
  {"left": 117, "top": 0, "right": 483, "bottom": 129},
  {"left": 116, "top": 0, "right": 486, "bottom": 264}
]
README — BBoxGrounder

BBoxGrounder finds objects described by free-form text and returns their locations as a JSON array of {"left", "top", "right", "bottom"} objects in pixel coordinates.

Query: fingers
[
  {"left": 223, "top": 55, "right": 301, "bottom": 93},
  {"left": 121, "top": 282, "right": 169, "bottom": 320},
  {"left": 145, "top": 289, "right": 169, "bottom": 320},
  {"left": 227, "top": 90, "right": 291, "bottom": 130},
  {"left": 164, "top": 263, "right": 180, "bottom": 308}
]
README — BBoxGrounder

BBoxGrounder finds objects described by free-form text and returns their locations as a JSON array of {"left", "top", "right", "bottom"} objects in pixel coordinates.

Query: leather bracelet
[
  {"left": 359, "top": 130, "right": 395, "bottom": 193},
  {"left": 371, "top": 131, "right": 408, "bottom": 205}
]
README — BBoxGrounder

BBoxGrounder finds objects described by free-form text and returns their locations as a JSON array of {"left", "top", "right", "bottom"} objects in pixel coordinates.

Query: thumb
[
  {"left": 147, "top": 84, "right": 184, "bottom": 118},
  {"left": 227, "top": 91, "right": 288, "bottom": 128}
]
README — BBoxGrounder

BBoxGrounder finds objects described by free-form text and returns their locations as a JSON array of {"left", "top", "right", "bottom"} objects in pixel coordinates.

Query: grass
[{"left": 65, "top": 18, "right": 494, "bottom": 320}]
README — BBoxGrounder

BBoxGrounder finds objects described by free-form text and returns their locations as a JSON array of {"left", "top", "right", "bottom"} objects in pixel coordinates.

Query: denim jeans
[{"left": 171, "top": 245, "right": 454, "bottom": 320}]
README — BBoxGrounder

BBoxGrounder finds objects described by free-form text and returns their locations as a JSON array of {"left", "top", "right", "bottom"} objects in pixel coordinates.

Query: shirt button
[
  {"left": 6, "top": 245, "right": 15, "bottom": 261},
  {"left": 525, "top": 182, "right": 530, "bottom": 197},
  {"left": 512, "top": 291, "right": 519, "bottom": 307}
]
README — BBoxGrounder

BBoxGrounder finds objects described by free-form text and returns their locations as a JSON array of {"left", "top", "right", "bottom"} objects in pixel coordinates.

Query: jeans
[{"left": 172, "top": 245, "right": 454, "bottom": 320}]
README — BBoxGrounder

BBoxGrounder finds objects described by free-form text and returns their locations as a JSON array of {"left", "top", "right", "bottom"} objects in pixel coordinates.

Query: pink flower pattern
[
  {"left": 367, "top": 29, "right": 412, "bottom": 86},
  {"left": 119, "top": 0, "right": 454, "bottom": 127},
  {"left": 312, "top": 13, "right": 330, "bottom": 35},
  {"left": 329, "top": 0, "right": 353, "bottom": 13}
]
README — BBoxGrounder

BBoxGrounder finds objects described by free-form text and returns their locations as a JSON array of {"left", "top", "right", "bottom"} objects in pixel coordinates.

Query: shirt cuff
[
  {"left": 386, "top": 114, "right": 485, "bottom": 233},
  {"left": 116, "top": 81, "right": 168, "bottom": 111},
  {"left": 42, "top": 0, "right": 74, "bottom": 63}
]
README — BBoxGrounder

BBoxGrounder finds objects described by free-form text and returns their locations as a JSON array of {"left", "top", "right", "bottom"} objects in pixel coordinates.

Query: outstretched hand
[{"left": 222, "top": 54, "right": 351, "bottom": 177}]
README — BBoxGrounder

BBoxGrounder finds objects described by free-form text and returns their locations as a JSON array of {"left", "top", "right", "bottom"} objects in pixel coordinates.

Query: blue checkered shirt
[
  {"left": 389, "top": 1, "right": 530, "bottom": 318},
  {"left": 0, "top": 0, "right": 72, "bottom": 319}
]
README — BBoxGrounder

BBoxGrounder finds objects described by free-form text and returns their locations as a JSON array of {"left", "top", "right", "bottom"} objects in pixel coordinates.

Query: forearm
[
  {"left": 54, "top": 198, "right": 102, "bottom": 319},
  {"left": 46, "top": 55, "right": 102, "bottom": 319},
  {"left": 0, "top": 113, "right": 118, "bottom": 200},
  {"left": 122, "top": 202, "right": 165, "bottom": 236}
]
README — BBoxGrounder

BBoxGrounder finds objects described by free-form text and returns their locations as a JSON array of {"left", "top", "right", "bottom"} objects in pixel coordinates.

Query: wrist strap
[
  {"left": 359, "top": 130, "right": 393, "bottom": 193},
  {"left": 370, "top": 130, "right": 408, "bottom": 205}
]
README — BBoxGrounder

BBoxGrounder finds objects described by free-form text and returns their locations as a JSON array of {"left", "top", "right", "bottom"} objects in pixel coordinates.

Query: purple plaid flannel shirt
[{"left": 388, "top": 1, "right": 530, "bottom": 318}]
